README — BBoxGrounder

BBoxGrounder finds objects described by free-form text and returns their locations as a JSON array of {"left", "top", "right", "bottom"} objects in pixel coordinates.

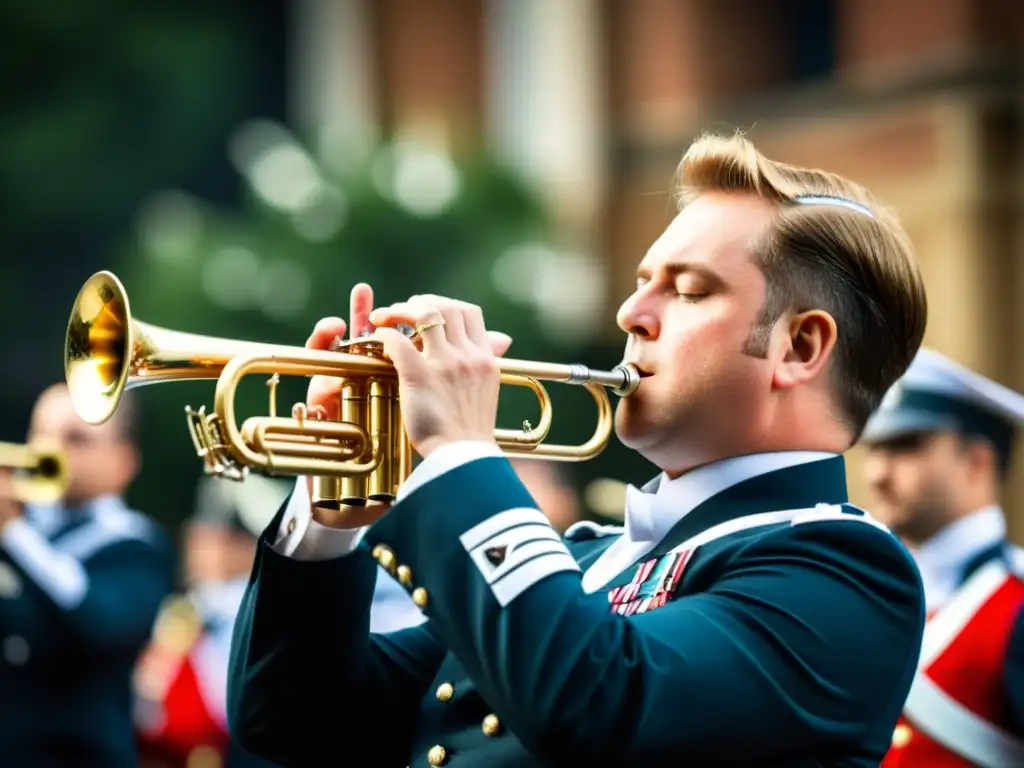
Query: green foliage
[
  {"left": 0, "top": 2, "right": 255, "bottom": 231},
  {"left": 0, "top": 2, "right": 652, "bottom": 531}
]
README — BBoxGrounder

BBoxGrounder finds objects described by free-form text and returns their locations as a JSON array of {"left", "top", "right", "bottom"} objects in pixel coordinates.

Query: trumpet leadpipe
[{"left": 498, "top": 359, "right": 641, "bottom": 397}]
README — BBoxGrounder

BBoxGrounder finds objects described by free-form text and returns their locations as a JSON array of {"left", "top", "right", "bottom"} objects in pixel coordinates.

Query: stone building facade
[{"left": 292, "top": 0, "right": 1024, "bottom": 530}]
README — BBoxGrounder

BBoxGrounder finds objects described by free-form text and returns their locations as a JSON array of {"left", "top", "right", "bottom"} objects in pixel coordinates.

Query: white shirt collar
[
  {"left": 623, "top": 451, "right": 839, "bottom": 544},
  {"left": 25, "top": 493, "right": 125, "bottom": 537},
  {"left": 912, "top": 505, "right": 1006, "bottom": 610}
]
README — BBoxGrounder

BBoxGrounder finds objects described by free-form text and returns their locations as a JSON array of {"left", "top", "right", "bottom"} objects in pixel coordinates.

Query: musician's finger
[
  {"left": 370, "top": 303, "right": 450, "bottom": 355},
  {"left": 349, "top": 283, "right": 374, "bottom": 339},
  {"left": 306, "top": 317, "right": 348, "bottom": 350},
  {"left": 487, "top": 331, "right": 513, "bottom": 357}
]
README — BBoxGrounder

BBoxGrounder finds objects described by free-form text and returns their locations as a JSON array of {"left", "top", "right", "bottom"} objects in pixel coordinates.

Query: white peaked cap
[{"left": 862, "top": 348, "right": 1024, "bottom": 464}]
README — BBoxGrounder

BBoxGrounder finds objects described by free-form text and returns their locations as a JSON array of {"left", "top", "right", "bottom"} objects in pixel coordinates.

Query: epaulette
[{"left": 564, "top": 520, "right": 624, "bottom": 542}]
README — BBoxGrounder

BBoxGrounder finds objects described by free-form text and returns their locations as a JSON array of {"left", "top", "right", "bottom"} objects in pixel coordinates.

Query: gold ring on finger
[{"left": 414, "top": 320, "right": 446, "bottom": 336}]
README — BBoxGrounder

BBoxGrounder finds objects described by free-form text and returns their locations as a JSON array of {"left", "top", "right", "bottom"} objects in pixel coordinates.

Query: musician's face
[
  {"left": 861, "top": 431, "right": 970, "bottom": 545},
  {"left": 615, "top": 192, "right": 778, "bottom": 476},
  {"left": 27, "top": 385, "right": 137, "bottom": 506}
]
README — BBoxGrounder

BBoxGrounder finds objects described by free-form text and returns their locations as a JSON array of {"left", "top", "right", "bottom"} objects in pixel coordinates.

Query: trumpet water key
[{"left": 64, "top": 271, "right": 640, "bottom": 507}]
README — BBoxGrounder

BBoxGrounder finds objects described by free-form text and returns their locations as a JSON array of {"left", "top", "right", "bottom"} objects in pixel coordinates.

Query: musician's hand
[
  {"left": 304, "top": 283, "right": 390, "bottom": 529},
  {"left": 0, "top": 469, "right": 23, "bottom": 531},
  {"left": 371, "top": 295, "right": 513, "bottom": 459},
  {"left": 304, "top": 282, "right": 376, "bottom": 421}
]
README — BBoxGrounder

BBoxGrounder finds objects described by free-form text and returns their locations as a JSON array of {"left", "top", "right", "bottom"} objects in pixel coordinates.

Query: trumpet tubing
[
  {"left": 0, "top": 442, "right": 69, "bottom": 505},
  {"left": 65, "top": 271, "right": 640, "bottom": 507}
]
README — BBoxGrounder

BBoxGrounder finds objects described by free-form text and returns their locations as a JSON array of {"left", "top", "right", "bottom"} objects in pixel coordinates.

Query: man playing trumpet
[
  {"left": 0, "top": 385, "right": 175, "bottom": 766},
  {"left": 227, "top": 133, "right": 929, "bottom": 766}
]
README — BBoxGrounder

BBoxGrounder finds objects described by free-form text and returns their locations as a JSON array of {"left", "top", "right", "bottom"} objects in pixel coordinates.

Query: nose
[{"left": 616, "top": 288, "right": 660, "bottom": 339}]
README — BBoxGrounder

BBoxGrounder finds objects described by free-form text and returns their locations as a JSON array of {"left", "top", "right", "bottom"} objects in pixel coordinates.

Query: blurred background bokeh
[{"left": 3, "top": 0, "right": 1023, "bottom": 537}]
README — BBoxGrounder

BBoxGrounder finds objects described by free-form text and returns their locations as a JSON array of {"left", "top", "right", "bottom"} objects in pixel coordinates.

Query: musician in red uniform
[
  {"left": 861, "top": 348, "right": 1024, "bottom": 768},
  {"left": 134, "top": 475, "right": 290, "bottom": 768}
]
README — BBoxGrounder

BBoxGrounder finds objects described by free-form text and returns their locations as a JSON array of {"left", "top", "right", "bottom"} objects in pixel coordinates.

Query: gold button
[
  {"left": 892, "top": 724, "right": 912, "bottom": 748},
  {"left": 427, "top": 745, "right": 447, "bottom": 766},
  {"left": 378, "top": 549, "right": 397, "bottom": 574},
  {"left": 286, "top": 518, "right": 296, "bottom": 534},
  {"left": 435, "top": 682, "right": 453, "bottom": 702},
  {"left": 372, "top": 545, "right": 384, "bottom": 559},
  {"left": 412, "top": 587, "right": 428, "bottom": 607},
  {"left": 397, "top": 564, "right": 413, "bottom": 586},
  {"left": 482, "top": 713, "right": 501, "bottom": 737}
]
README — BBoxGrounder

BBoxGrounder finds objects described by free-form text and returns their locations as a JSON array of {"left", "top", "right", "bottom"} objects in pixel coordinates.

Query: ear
[
  {"left": 771, "top": 309, "right": 838, "bottom": 391},
  {"left": 962, "top": 438, "right": 999, "bottom": 481}
]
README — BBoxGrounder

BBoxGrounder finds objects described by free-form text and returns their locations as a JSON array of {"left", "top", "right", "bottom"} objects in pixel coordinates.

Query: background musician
[
  {"left": 134, "top": 474, "right": 286, "bottom": 768},
  {"left": 227, "top": 133, "right": 930, "bottom": 766},
  {"left": 135, "top": 470, "right": 434, "bottom": 766},
  {"left": 861, "top": 349, "right": 1024, "bottom": 767},
  {"left": 0, "top": 383, "right": 175, "bottom": 766}
]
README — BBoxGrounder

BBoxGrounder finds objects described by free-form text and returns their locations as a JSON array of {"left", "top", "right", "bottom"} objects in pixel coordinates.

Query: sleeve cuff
[
  {"left": 270, "top": 441, "right": 500, "bottom": 562},
  {"left": 396, "top": 441, "right": 503, "bottom": 503},
  {"left": 272, "top": 478, "right": 367, "bottom": 561}
]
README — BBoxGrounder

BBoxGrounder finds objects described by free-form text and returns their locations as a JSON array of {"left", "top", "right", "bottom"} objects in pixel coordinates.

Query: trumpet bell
[
  {"left": 65, "top": 271, "right": 133, "bottom": 427},
  {"left": 65, "top": 270, "right": 282, "bottom": 426}
]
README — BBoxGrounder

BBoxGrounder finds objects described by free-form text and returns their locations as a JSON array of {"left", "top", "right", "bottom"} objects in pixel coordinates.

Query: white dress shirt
[
  {"left": 911, "top": 505, "right": 1014, "bottom": 612},
  {"left": 272, "top": 442, "right": 839, "bottom": 597}
]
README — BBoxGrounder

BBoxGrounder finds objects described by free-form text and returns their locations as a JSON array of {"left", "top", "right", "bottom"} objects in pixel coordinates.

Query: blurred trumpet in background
[{"left": 0, "top": 441, "right": 68, "bottom": 505}]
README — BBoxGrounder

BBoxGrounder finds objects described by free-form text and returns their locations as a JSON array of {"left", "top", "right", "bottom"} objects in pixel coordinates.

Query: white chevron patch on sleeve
[{"left": 460, "top": 508, "right": 579, "bottom": 607}]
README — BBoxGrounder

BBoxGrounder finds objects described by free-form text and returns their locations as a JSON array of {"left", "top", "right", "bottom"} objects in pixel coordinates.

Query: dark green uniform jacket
[{"left": 228, "top": 453, "right": 925, "bottom": 766}]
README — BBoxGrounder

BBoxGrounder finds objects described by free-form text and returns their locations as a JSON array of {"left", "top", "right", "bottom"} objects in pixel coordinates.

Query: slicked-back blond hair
[{"left": 675, "top": 132, "right": 927, "bottom": 437}]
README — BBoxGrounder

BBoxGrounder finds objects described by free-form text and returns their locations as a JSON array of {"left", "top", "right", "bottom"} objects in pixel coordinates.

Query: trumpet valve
[
  {"left": 312, "top": 476, "right": 342, "bottom": 510},
  {"left": 329, "top": 337, "right": 389, "bottom": 359}
]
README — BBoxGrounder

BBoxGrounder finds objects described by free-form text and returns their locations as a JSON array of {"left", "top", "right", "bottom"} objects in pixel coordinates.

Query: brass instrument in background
[
  {"left": 0, "top": 442, "right": 68, "bottom": 504},
  {"left": 64, "top": 271, "right": 639, "bottom": 508}
]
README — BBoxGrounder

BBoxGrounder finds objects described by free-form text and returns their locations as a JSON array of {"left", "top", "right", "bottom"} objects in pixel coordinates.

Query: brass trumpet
[
  {"left": 64, "top": 271, "right": 639, "bottom": 507},
  {"left": 0, "top": 442, "right": 68, "bottom": 505}
]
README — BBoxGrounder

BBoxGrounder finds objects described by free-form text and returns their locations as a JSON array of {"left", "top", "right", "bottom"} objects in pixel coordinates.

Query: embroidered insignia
[
  {"left": 608, "top": 549, "right": 694, "bottom": 616},
  {"left": 484, "top": 546, "right": 507, "bottom": 566}
]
